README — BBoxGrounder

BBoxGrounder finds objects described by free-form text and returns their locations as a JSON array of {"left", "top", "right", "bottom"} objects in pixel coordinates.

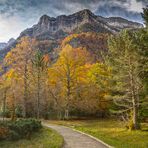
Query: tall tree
[
  {"left": 142, "top": 6, "right": 148, "bottom": 26},
  {"left": 32, "top": 51, "right": 48, "bottom": 119},
  {"left": 134, "top": 28, "right": 148, "bottom": 121},
  {"left": 0, "top": 76, "right": 9, "bottom": 121},
  {"left": 48, "top": 44, "right": 91, "bottom": 119},
  {"left": 107, "top": 30, "right": 142, "bottom": 130},
  {"left": 4, "top": 37, "right": 37, "bottom": 118},
  {"left": 87, "top": 62, "right": 111, "bottom": 117}
]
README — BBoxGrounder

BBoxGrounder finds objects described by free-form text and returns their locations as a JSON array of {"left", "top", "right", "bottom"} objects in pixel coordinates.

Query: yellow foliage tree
[
  {"left": 4, "top": 37, "right": 38, "bottom": 118},
  {"left": 48, "top": 44, "right": 91, "bottom": 119}
]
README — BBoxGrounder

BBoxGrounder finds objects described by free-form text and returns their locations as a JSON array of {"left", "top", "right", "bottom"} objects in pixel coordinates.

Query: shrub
[
  {"left": 8, "top": 130, "right": 20, "bottom": 141},
  {"left": 0, "top": 119, "right": 42, "bottom": 141}
]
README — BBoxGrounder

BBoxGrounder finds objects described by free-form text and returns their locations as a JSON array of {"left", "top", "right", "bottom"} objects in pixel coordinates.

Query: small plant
[{"left": 0, "top": 118, "right": 42, "bottom": 141}]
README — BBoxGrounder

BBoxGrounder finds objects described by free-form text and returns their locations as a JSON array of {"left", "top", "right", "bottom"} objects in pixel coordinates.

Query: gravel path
[{"left": 44, "top": 124, "right": 110, "bottom": 148}]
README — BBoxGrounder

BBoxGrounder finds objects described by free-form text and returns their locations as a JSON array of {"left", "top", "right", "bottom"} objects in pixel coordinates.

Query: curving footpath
[{"left": 44, "top": 124, "right": 112, "bottom": 148}]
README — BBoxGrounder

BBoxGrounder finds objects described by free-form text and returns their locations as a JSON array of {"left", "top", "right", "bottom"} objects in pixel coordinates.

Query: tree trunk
[
  {"left": 129, "top": 58, "right": 140, "bottom": 130},
  {"left": 65, "top": 64, "right": 71, "bottom": 120},
  {"left": 64, "top": 109, "right": 69, "bottom": 120},
  {"left": 11, "top": 92, "right": 16, "bottom": 121},
  {"left": 23, "top": 63, "right": 28, "bottom": 118},
  {"left": 133, "top": 99, "right": 139, "bottom": 129},
  {"left": 37, "top": 67, "right": 41, "bottom": 119},
  {"left": 2, "top": 88, "right": 7, "bottom": 122},
  {"left": 57, "top": 110, "right": 62, "bottom": 120}
]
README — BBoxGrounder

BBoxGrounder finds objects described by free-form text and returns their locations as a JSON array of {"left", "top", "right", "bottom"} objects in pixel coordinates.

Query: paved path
[{"left": 44, "top": 124, "right": 110, "bottom": 148}]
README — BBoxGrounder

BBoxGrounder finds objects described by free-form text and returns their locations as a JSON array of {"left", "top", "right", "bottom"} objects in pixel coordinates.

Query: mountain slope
[
  {"left": 0, "top": 9, "right": 143, "bottom": 60},
  {"left": 0, "top": 43, "right": 7, "bottom": 50},
  {"left": 19, "top": 9, "right": 142, "bottom": 40},
  {"left": 0, "top": 38, "right": 16, "bottom": 60}
]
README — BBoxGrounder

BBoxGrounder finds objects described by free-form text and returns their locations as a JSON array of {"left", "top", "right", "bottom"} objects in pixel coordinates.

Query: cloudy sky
[{"left": 0, "top": 0, "right": 147, "bottom": 42}]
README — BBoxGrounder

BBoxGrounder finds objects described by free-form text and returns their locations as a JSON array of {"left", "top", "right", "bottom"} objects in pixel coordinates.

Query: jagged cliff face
[
  {"left": 19, "top": 9, "right": 142, "bottom": 40},
  {"left": 0, "top": 9, "right": 143, "bottom": 61}
]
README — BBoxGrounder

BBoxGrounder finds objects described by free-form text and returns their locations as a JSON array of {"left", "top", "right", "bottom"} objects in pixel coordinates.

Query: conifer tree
[
  {"left": 142, "top": 6, "right": 148, "bottom": 26},
  {"left": 107, "top": 30, "right": 142, "bottom": 130}
]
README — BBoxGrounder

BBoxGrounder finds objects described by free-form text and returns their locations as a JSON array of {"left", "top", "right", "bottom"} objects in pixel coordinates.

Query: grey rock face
[
  {"left": 19, "top": 9, "right": 143, "bottom": 40},
  {"left": 0, "top": 38, "right": 16, "bottom": 60},
  {"left": 0, "top": 43, "right": 7, "bottom": 50},
  {"left": 0, "top": 9, "right": 143, "bottom": 61},
  {"left": 7, "top": 38, "right": 16, "bottom": 46},
  {"left": 0, "top": 38, "right": 15, "bottom": 50}
]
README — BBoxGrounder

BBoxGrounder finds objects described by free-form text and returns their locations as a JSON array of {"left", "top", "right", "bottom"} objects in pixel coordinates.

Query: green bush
[
  {"left": 0, "top": 119, "right": 42, "bottom": 141},
  {"left": 8, "top": 130, "right": 20, "bottom": 141}
]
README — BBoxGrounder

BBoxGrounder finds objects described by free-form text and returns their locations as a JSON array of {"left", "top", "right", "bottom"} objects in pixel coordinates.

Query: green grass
[
  {"left": 47, "top": 119, "right": 148, "bottom": 148},
  {"left": 0, "top": 128, "right": 64, "bottom": 148}
]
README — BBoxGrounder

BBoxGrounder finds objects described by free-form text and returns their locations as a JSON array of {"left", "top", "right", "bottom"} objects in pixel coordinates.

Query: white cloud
[
  {"left": 128, "top": 0, "right": 143, "bottom": 13},
  {"left": 0, "top": 0, "right": 145, "bottom": 42},
  {"left": 0, "top": 15, "right": 34, "bottom": 42}
]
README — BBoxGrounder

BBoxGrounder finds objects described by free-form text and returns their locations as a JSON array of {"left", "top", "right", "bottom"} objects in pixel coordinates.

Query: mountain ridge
[
  {"left": 19, "top": 9, "right": 143, "bottom": 40},
  {"left": 0, "top": 9, "right": 143, "bottom": 60}
]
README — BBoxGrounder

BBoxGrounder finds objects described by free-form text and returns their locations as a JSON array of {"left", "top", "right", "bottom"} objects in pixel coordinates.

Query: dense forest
[{"left": 0, "top": 8, "right": 147, "bottom": 132}]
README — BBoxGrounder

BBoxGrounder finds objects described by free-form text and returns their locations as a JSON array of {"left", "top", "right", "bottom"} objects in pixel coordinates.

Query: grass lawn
[
  {"left": 0, "top": 128, "right": 64, "bottom": 148},
  {"left": 47, "top": 119, "right": 148, "bottom": 148}
]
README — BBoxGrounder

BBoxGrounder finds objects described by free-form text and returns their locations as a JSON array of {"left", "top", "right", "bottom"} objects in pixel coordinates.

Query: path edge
[
  {"left": 43, "top": 123, "right": 113, "bottom": 148},
  {"left": 43, "top": 124, "right": 65, "bottom": 148},
  {"left": 72, "top": 128, "right": 114, "bottom": 148}
]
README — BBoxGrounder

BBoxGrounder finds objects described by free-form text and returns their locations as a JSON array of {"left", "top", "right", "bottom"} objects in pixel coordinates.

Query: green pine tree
[
  {"left": 142, "top": 6, "right": 148, "bottom": 27},
  {"left": 106, "top": 30, "right": 142, "bottom": 130}
]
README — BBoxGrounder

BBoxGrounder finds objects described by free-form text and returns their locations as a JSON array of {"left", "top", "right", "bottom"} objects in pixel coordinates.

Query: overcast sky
[{"left": 0, "top": 0, "right": 147, "bottom": 42}]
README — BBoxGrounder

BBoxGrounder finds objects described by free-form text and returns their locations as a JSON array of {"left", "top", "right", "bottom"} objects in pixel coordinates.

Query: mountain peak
[
  {"left": 19, "top": 9, "right": 142, "bottom": 40},
  {"left": 7, "top": 38, "right": 16, "bottom": 46},
  {"left": 40, "top": 14, "right": 50, "bottom": 20},
  {"left": 71, "top": 9, "right": 95, "bottom": 20},
  {"left": 39, "top": 14, "right": 55, "bottom": 24},
  {"left": 77, "top": 9, "right": 93, "bottom": 15}
]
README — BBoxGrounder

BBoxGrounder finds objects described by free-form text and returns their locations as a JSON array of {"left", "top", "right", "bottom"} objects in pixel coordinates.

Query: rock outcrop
[{"left": 19, "top": 9, "right": 142, "bottom": 40}]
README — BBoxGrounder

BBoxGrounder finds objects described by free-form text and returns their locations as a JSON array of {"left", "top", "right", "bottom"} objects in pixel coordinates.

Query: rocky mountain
[
  {"left": 0, "top": 38, "right": 16, "bottom": 60},
  {"left": 19, "top": 9, "right": 142, "bottom": 40},
  {"left": 0, "top": 38, "right": 16, "bottom": 50},
  {"left": 0, "top": 9, "right": 143, "bottom": 61},
  {"left": 7, "top": 38, "right": 16, "bottom": 46},
  {"left": 0, "top": 43, "right": 7, "bottom": 50}
]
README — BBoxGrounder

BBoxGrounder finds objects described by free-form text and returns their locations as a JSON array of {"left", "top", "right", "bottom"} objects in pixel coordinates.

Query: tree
[
  {"left": 87, "top": 62, "right": 111, "bottom": 117},
  {"left": 106, "top": 30, "right": 143, "bottom": 130},
  {"left": 48, "top": 44, "right": 91, "bottom": 119},
  {"left": 142, "top": 6, "right": 148, "bottom": 26},
  {"left": 134, "top": 28, "right": 148, "bottom": 122},
  {"left": 32, "top": 50, "right": 48, "bottom": 119},
  {"left": 0, "top": 76, "right": 9, "bottom": 121},
  {"left": 4, "top": 37, "right": 37, "bottom": 118},
  {"left": 1, "top": 68, "right": 21, "bottom": 121}
]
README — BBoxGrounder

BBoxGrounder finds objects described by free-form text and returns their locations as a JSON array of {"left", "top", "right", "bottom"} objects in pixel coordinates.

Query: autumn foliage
[{"left": 0, "top": 35, "right": 110, "bottom": 120}]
